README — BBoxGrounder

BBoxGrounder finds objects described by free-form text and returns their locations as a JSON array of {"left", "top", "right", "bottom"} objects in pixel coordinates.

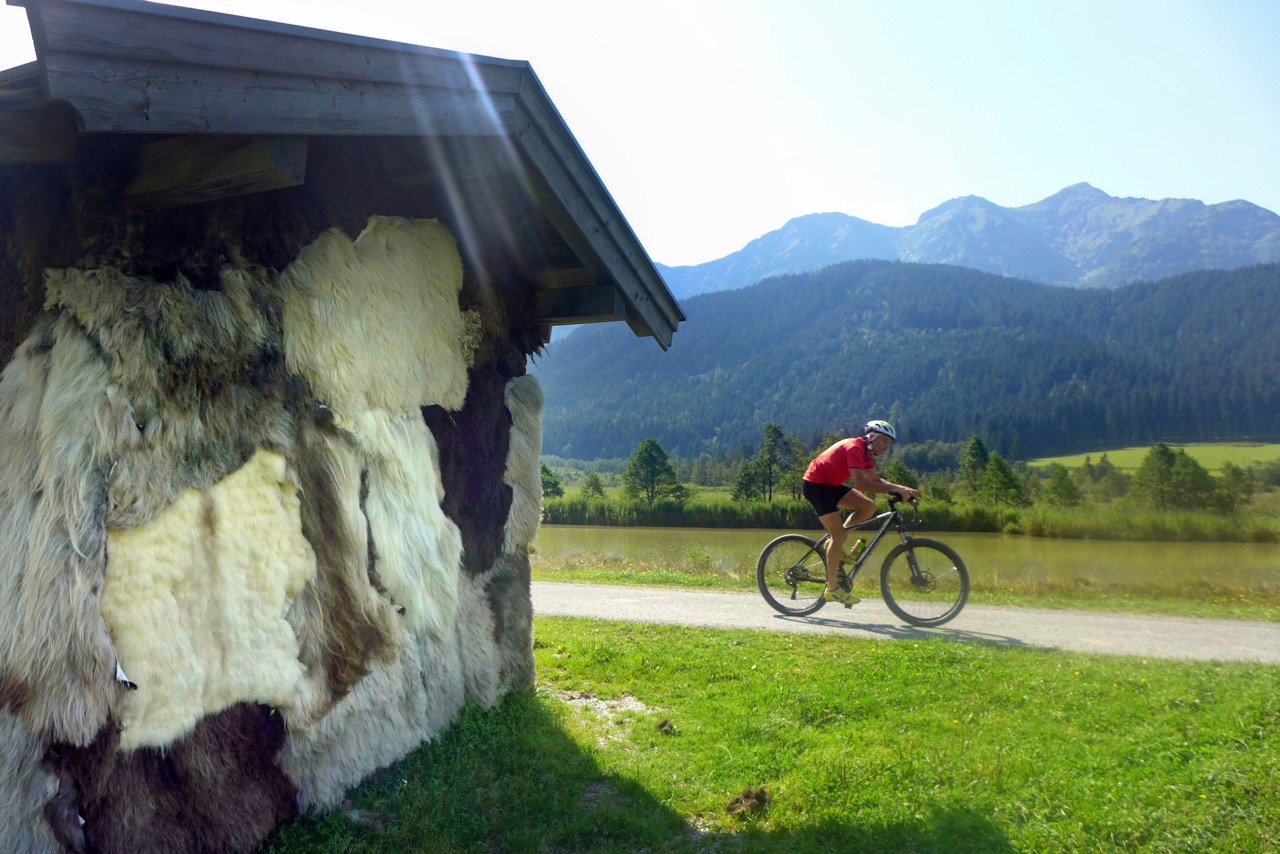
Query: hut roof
[{"left": 0, "top": 0, "right": 683, "bottom": 347}]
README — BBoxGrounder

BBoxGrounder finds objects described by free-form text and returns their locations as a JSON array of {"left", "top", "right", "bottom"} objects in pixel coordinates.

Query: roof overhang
[{"left": 2, "top": 0, "right": 683, "bottom": 347}]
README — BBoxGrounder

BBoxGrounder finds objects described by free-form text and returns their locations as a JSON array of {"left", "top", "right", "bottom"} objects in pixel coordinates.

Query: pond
[{"left": 534, "top": 525, "right": 1280, "bottom": 590}]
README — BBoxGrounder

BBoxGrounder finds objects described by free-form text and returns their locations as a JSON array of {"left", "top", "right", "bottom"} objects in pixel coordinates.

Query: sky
[{"left": 2, "top": 0, "right": 1277, "bottom": 267}]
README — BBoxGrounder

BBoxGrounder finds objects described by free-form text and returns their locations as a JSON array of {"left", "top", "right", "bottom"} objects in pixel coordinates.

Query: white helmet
[{"left": 865, "top": 420, "right": 897, "bottom": 441}]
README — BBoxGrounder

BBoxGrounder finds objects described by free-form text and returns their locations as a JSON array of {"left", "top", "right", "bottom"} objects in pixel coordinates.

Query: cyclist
[{"left": 801, "top": 420, "right": 920, "bottom": 606}]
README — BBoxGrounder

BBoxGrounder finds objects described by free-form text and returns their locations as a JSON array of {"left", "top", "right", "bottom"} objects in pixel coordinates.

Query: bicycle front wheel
[
  {"left": 879, "top": 538, "right": 968, "bottom": 627},
  {"left": 757, "top": 534, "right": 828, "bottom": 616}
]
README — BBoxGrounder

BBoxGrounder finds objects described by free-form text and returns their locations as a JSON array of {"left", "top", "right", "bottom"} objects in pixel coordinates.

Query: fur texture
[
  {"left": 281, "top": 216, "right": 470, "bottom": 417},
  {"left": 0, "top": 313, "right": 130, "bottom": 746},
  {"left": 354, "top": 410, "right": 463, "bottom": 639},
  {"left": 43, "top": 262, "right": 298, "bottom": 531},
  {"left": 421, "top": 366, "right": 512, "bottom": 577},
  {"left": 502, "top": 375, "right": 544, "bottom": 553},
  {"left": 452, "top": 550, "right": 536, "bottom": 709},
  {"left": 287, "top": 407, "right": 403, "bottom": 728},
  {"left": 47, "top": 703, "right": 297, "bottom": 853},
  {"left": 485, "top": 550, "right": 536, "bottom": 695},
  {"left": 278, "top": 628, "right": 466, "bottom": 812},
  {"left": 0, "top": 711, "right": 66, "bottom": 854},
  {"left": 101, "top": 450, "right": 315, "bottom": 750}
]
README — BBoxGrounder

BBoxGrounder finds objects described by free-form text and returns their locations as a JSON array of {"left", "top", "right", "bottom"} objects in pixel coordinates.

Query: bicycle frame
[{"left": 816, "top": 497, "right": 916, "bottom": 585}]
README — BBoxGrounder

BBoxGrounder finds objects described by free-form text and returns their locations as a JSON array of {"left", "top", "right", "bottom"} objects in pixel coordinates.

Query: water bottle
[{"left": 842, "top": 537, "right": 866, "bottom": 564}]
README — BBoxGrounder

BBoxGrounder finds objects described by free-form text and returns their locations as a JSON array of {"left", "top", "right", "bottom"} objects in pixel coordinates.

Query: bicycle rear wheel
[
  {"left": 879, "top": 538, "right": 968, "bottom": 627},
  {"left": 757, "top": 534, "right": 828, "bottom": 616}
]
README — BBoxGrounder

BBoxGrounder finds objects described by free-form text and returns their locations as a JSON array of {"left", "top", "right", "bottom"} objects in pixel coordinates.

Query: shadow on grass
[
  {"left": 263, "top": 690, "right": 1014, "bottom": 853},
  {"left": 772, "top": 612, "right": 1035, "bottom": 651}
]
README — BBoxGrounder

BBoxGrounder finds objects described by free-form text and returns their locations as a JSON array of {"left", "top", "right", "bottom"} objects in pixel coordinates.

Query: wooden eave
[{"left": 2, "top": 0, "right": 683, "bottom": 348}]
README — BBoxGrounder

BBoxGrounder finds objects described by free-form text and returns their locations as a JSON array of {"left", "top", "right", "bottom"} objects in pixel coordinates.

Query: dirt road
[{"left": 532, "top": 581, "right": 1280, "bottom": 663}]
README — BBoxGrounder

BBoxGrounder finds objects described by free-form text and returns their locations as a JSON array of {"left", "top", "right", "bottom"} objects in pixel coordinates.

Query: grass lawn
[{"left": 266, "top": 617, "right": 1280, "bottom": 852}]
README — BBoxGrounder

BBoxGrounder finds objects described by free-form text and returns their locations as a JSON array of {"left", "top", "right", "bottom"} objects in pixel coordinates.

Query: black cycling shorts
[{"left": 802, "top": 480, "right": 851, "bottom": 517}]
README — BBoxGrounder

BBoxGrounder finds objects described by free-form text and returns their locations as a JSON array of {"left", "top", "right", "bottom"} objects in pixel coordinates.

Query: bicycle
[{"left": 756, "top": 493, "right": 968, "bottom": 627}]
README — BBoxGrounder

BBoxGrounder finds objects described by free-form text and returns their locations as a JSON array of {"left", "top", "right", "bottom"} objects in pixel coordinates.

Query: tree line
[{"left": 542, "top": 428, "right": 1274, "bottom": 534}]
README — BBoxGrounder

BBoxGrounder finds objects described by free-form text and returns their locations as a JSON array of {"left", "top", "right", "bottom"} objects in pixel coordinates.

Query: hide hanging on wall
[
  {"left": 281, "top": 216, "right": 471, "bottom": 419},
  {"left": 0, "top": 313, "right": 131, "bottom": 748},
  {"left": 101, "top": 449, "right": 316, "bottom": 751},
  {"left": 502, "top": 374, "right": 545, "bottom": 554},
  {"left": 353, "top": 410, "right": 464, "bottom": 639}
]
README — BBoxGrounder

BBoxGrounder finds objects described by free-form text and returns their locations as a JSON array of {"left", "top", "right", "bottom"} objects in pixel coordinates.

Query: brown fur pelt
[
  {"left": 43, "top": 261, "right": 300, "bottom": 530},
  {"left": 502, "top": 375, "right": 544, "bottom": 553},
  {"left": 0, "top": 313, "right": 132, "bottom": 746},
  {"left": 0, "top": 711, "right": 71, "bottom": 854},
  {"left": 278, "top": 628, "right": 466, "bottom": 813},
  {"left": 422, "top": 365, "right": 512, "bottom": 577},
  {"left": 287, "top": 405, "right": 403, "bottom": 728},
  {"left": 45, "top": 703, "right": 297, "bottom": 854}
]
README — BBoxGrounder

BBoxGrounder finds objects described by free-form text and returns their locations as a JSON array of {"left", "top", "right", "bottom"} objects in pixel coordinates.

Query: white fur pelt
[
  {"left": 286, "top": 409, "right": 403, "bottom": 729},
  {"left": 0, "top": 313, "right": 133, "bottom": 746},
  {"left": 43, "top": 262, "right": 296, "bottom": 531},
  {"left": 0, "top": 711, "right": 65, "bottom": 854},
  {"left": 354, "top": 410, "right": 463, "bottom": 639},
  {"left": 502, "top": 375, "right": 544, "bottom": 553},
  {"left": 281, "top": 216, "right": 470, "bottom": 418},
  {"left": 101, "top": 449, "right": 315, "bottom": 751},
  {"left": 278, "top": 627, "right": 466, "bottom": 813}
]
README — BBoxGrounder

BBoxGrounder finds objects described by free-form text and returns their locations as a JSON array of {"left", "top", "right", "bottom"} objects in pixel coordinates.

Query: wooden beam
[
  {"left": 534, "top": 285, "right": 626, "bottom": 326},
  {"left": 124, "top": 135, "right": 307, "bottom": 210},
  {"left": 0, "top": 106, "right": 78, "bottom": 163}
]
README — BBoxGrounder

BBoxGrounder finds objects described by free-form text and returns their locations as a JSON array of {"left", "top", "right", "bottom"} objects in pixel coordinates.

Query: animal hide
[
  {"left": 101, "top": 450, "right": 315, "bottom": 751},
  {"left": 422, "top": 366, "right": 512, "bottom": 577},
  {"left": 485, "top": 550, "right": 536, "bottom": 695},
  {"left": 278, "top": 628, "right": 466, "bottom": 812},
  {"left": 503, "top": 375, "right": 544, "bottom": 553},
  {"left": 452, "top": 550, "right": 536, "bottom": 709},
  {"left": 43, "top": 262, "right": 298, "bottom": 532},
  {"left": 287, "top": 407, "right": 402, "bottom": 728},
  {"left": 354, "top": 410, "right": 463, "bottom": 639},
  {"left": 281, "top": 216, "right": 470, "bottom": 418},
  {"left": 0, "top": 313, "right": 131, "bottom": 746},
  {"left": 0, "top": 711, "right": 67, "bottom": 854},
  {"left": 47, "top": 703, "right": 296, "bottom": 854}
]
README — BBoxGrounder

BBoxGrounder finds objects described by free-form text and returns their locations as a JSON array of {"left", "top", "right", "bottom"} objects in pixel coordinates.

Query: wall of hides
[{"left": 0, "top": 203, "right": 544, "bottom": 851}]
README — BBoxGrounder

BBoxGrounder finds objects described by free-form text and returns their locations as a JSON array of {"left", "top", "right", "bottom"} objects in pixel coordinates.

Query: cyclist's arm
[{"left": 851, "top": 468, "right": 920, "bottom": 501}]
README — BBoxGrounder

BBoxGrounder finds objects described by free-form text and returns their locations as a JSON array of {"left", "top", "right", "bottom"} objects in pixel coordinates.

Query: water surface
[{"left": 534, "top": 525, "right": 1279, "bottom": 589}]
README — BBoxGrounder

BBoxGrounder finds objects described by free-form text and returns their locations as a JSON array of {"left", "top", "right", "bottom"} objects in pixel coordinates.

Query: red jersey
[{"left": 803, "top": 437, "right": 874, "bottom": 486}]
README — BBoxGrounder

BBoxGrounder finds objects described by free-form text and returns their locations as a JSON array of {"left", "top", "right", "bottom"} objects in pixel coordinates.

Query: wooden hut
[{"left": 0, "top": 0, "right": 682, "bottom": 849}]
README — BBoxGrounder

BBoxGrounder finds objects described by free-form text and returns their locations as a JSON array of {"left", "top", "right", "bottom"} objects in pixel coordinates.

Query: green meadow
[{"left": 267, "top": 617, "right": 1280, "bottom": 853}]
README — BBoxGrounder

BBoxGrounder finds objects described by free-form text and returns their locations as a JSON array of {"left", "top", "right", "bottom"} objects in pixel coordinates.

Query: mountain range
[
  {"left": 655, "top": 183, "right": 1280, "bottom": 297},
  {"left": 534, "top": 261, "right": 1280, "bottom": 461}
]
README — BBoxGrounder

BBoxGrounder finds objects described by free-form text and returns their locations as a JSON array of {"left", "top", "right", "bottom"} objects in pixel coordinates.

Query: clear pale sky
[{"left": 2, "top": 0, "right": 1277, "bottom": 266}]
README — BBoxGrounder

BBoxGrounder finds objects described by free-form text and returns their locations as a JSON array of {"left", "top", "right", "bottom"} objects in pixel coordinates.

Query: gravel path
[{"left": 532, "top": 581, "right": 1280, "bottom": 663}]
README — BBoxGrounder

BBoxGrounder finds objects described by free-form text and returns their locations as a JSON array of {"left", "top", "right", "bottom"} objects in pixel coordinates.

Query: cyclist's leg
[
  {"left": 838, "top": 488, "right": 876, "bottom": 529},
  {"left": 804, "top": 481, "right": 857, "bottom": 592},
  {"left": 815, "top": 510, "right": 847, "bottom": 591}
]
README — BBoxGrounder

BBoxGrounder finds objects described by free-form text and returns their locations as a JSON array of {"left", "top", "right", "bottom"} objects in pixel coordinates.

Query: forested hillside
[{"left": 534, "top": 261, "right": 1280, "bottom": 460}]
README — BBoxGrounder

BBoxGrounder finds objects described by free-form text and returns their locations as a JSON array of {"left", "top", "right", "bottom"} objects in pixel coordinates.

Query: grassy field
[
  {"left": 1029, "top": 442, "right": 1280, "bottom": 472},
  {"left": 266, "top": 617, "right": 1280, "bottom": 852}
]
